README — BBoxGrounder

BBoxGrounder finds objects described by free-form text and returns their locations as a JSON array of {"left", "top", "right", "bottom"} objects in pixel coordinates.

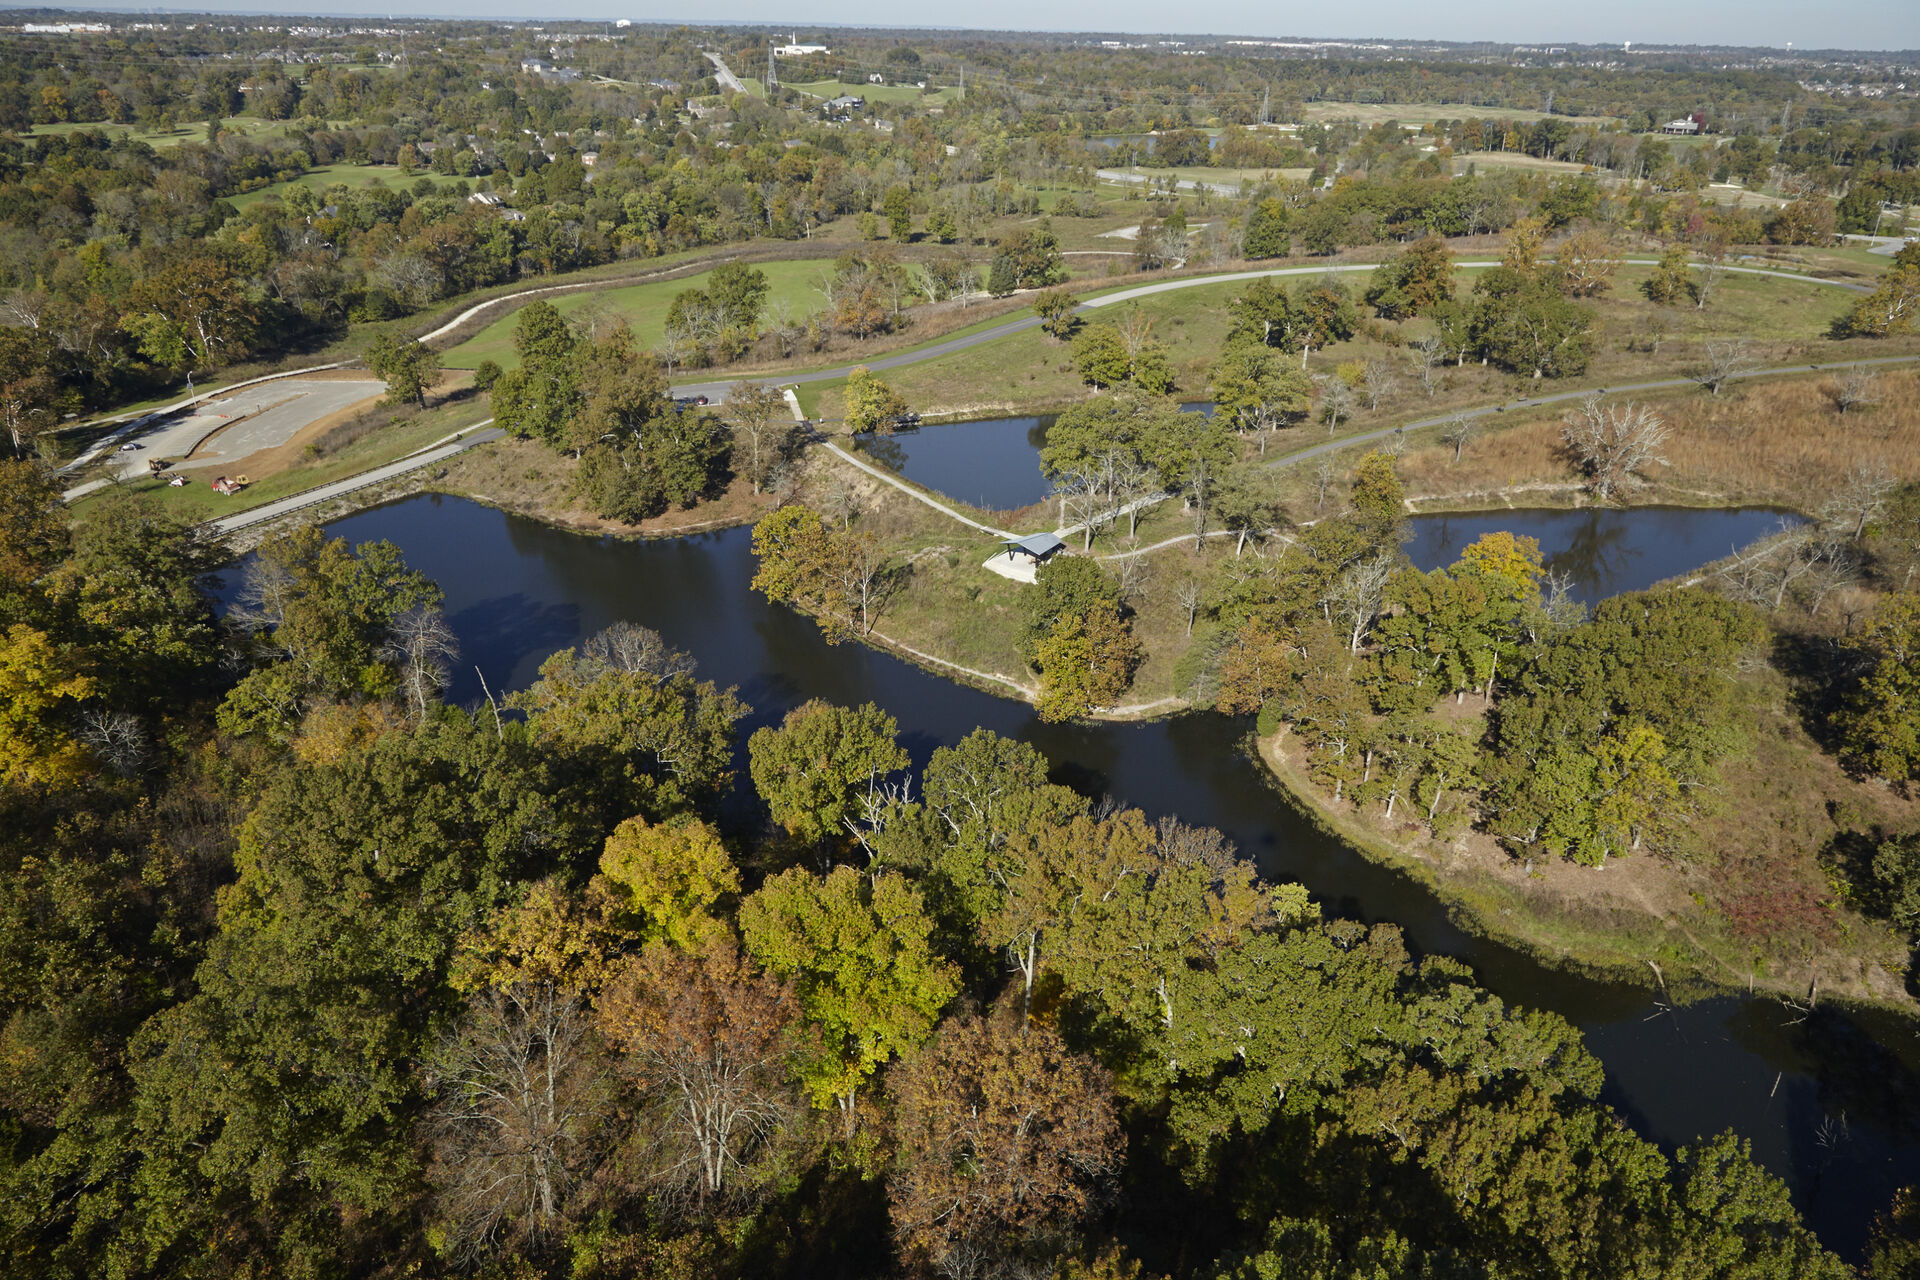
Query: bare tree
[
  {"left": 596, "top": 941, "right": 802, "bottom": 1209},
  {"left": 1175, "top": 574, "right": 1203, "bottom": 637},
  {"left": 78, "top": 709, "right": 149, "bottom": 777},
  {"left": 1115, "top": 305, "right": 1156, "bottom": 364},
  {"left": 1826, "top": 365, "right": 1879, "bottom": 415},
  {"left": 426, "top": 983, "right": 613, "bottom": 1264},
  {"left": 1821, "top": 459, "right": 1897, "bottom": 541},
  {"left": 1359, "top": 358, "right": 1399, "bottom": 411},
  {"left": 1407, "top": 334, "right": 1445, "bottom": 398},
  {"left": 1318, "top": 376, "right": 1358, "bottom": 433},
  {"left": 1716, "top": 523, "right": 1848, "bottom": 612},
  {"left": 820, "top": 473, "right": 862, "bottom": 530},
  {"left": 765, "top": 300, "right": 803, "bottom": 359},
  {"left": 1440, "top": 412, "right": 1478, "bottom": 464},
  {"left": 656, "top": 321, "right": 697, "bottom": 377},
  {"left": 1313, "top": 456, "right": 1337, "bottom": 510},
  {"left": 1112, "top": 550, "right": 1151, "bottom": 605},
  {"left": 582, "top": 620, "right": 695, "bottom": 681},
  {"left": 1154, "top": 816, "right": 1239, "bottom": 877},
  {"left": 1688, "top": 339, "right": 1757, "bottom": 395},
  {"left": 1560, "top": 396, "right": 1669, "bottom": 503},
  {"left": 1333, "top": 552, "right": 1395, "bottom": 652},
  {"left": 1109, "top": 456, "right": 1159, "bottom": 538},
  {"left": 383, "top": 605, "right": 459, "bottom": 718},
  {"left": 1692, "top": 244, "right": 1729, "bottom": 309}
]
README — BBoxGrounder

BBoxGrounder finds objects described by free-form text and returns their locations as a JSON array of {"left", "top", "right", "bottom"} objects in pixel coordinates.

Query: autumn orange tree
[
  {"left": 886, "top": 1014, "right": 1122, "bottom": 1278},
  {"left": 595, "top": 938, "right": 806, "bottom": 1208}
]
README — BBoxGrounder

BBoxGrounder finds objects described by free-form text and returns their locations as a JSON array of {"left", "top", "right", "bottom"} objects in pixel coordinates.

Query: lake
[{"left": 306, "top": 492, "right": 1919, "bottom": 1260}]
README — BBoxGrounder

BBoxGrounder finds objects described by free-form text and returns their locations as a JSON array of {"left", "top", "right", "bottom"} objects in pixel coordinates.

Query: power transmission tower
[{"left": 767, "top": 41, "right": 777, "bottom": 95}]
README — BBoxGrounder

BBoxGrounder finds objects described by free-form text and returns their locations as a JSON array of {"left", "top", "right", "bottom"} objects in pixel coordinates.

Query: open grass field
[
  {"left": 442, "top": 259, "right": 826, "bottom": 369},
  {"left": 1381, "top": 367, "right": 1920, "bottom": 516},
  {"left": 1451, "top": 150, "right": 1591, "bottom": 175},
  {"left": 228, "top": 163, "right": 467, "bottom": 209},
  {"left": 784, "top": 78, "right": 958, "bottom": 106},
  {"left": 1302, "top": 101, "right": 1617, "bottom": 127},
  {"left": 26, "top": 115, "right": 332, "bottom": 149}
]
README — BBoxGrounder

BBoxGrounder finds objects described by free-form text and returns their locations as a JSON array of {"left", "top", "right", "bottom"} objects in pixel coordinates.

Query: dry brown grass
[{"left": 1397, "top": 369, "right": 1920, "bottom": 512}]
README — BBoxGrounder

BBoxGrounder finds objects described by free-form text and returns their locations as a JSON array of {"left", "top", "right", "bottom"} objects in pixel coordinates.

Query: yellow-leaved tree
[{"left": 0, "top": 624, "right": 94, "bottom": 789}]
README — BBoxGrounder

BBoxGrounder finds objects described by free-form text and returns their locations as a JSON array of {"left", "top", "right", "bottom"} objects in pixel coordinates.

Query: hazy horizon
[{"left": 12, "top": 2, "right": 1918, "bottom": 54}]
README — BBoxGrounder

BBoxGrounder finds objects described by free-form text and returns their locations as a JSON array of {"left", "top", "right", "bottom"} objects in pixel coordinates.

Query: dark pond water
[
  {"left": 853, "top": 403, "right": 1214, "bottom": 513},
  {"left": 1405, "top": 506, "right": 1807, "bottom": 608},
  {"left": 309, "top": 492, "right": 1919, "bottom": 1260}
]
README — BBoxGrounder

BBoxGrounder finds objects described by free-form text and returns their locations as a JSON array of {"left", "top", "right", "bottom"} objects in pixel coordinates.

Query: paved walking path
[
  {"left": 208, "top": 424, "right": 502, "bottom": 534},
  {"left": 818, "top": 440, "right": 1013, "bottom": 538},
  {"left": 673, "top": 258, "right": 1870, "bottom": 405}
]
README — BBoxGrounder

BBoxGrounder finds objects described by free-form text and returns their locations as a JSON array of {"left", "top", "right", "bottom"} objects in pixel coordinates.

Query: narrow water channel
[{"left": 315, "top": 493, "right": 1917, "bottom": 1259}]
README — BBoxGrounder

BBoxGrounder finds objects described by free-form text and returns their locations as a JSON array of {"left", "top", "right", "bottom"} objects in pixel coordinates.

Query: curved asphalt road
[
  {"left": 672, "top": 259, "right": 1871, "bottom": 405},
  {"left": 702, "top": 51, "right": 748, "bottom": 96}
]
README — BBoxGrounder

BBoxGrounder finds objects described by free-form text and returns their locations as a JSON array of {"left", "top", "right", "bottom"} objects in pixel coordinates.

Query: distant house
[
  {"left": 520, "top": 57, "right": 580, "bottom": 83},
  {"left": 825, "top": 95, "right": 865, "bottom": 114},
  {"left": 867, "top": 73, "right": 885, "bottom": 84},
  {"left": 579, "top": 152, "right": 599, "bottom": 167},
  {"left": 467, "top": 191, "right": 503, "bottom": 206},
  {"left": 1662, "top": 113, "right": 1706, "bottom": 135},
  {"left": 775, "top": 39, "right": 830, "bottom": 57}
]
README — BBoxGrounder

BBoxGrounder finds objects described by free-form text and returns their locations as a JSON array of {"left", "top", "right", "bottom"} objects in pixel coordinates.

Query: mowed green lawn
[
  {"left": 442, "top": 259, "right": 826, "bottom": 369},
  {"left": 228, "top": 164, "right": 467, "bottom": 209}
]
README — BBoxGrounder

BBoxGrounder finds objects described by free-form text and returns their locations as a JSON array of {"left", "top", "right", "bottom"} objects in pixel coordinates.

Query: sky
[{"left": 39, "top": 1, "right": 1920, "bottom": 52}]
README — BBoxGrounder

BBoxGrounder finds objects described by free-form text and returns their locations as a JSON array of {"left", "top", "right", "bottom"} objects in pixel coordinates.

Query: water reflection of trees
[
  {"left": 1728, "top": 1000, "right": 1920, "bottom": 1146},
  {"left": 855, "top": 432, "right": 909, "bottom": 473},
  {"left": 1543, "top": 511, "right": 1641, "bottom": 600}
]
